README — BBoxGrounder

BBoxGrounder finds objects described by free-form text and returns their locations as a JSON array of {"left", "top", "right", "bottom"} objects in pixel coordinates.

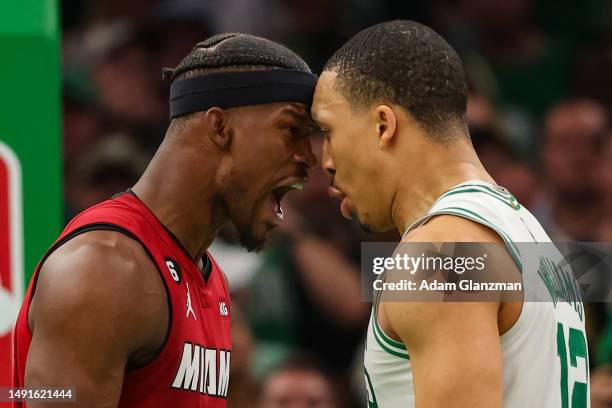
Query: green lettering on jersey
[
  {"left": 364, "top": 367, "right": 379, "bottom": 408},
  {"left": 537, "top": 257, "right": 584, "bottom": 321},
  {"left": 556, "top": 323, "right": 588, "bottom": 408}
]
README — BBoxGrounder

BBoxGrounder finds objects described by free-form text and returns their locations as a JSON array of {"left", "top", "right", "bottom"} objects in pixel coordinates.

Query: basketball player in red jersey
[{"left": 12, "top": 33, "right": 318, "bottom": 407}]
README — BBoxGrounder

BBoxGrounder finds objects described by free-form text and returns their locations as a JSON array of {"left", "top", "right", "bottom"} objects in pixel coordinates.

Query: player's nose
[
  {"left": 293, "top": 138, "right": 317, "bottom": 169},
  {"left": 321, "top": 140, "right": 335, "bottom": 177}
]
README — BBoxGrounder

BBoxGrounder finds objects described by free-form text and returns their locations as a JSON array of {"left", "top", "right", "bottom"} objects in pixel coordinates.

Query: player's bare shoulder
[
  {"left": 403, "top": 214, "right": 505, "bottom": 244},
  {"left": 381, "top": 213, "right": 521, "bottom": 343},
  {"left": 29, "top": 230, "right": 169, "bottom": 358}
]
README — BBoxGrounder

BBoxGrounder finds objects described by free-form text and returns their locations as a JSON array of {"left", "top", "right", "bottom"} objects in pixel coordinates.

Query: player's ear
[
  {"left": 205, "top": 108, "right": 232, "bottom": 149},
  {"left": 375, "top": 105, "right": 397, "bottom": 149}
]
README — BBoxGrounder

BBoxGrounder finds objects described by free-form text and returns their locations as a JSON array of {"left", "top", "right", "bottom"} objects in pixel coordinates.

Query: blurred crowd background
[{"left": 59, "top": 0, "right": 612, "bottom": 406}]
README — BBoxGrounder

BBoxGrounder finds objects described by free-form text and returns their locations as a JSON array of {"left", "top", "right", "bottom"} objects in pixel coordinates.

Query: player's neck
[
  {"left": 391, "top": 142, "right": 495, "bottom": 236},
  {"left": 132, "top": 141, "right": 226, "bottom": 261}
]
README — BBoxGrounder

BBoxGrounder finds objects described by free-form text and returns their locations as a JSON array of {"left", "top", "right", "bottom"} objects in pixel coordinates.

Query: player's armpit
[
  {"left": 384, "top": 300, "right": 503, "bottom": 408},
  {"left": 24, "top": 230, "right": 168, "bottom": 408}
]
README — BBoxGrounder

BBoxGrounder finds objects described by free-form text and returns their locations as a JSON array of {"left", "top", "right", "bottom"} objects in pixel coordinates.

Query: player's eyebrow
[
  {"left": 279, "top": 107, "right": 309, "bottom": 122},
  {"left": 279, "top": 107, "right": 319, "bottom": 131}
]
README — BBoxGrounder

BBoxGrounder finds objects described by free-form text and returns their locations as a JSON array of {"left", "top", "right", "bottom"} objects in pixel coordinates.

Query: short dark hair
[
  {"left": 163, "top": 32, "right": 312, "bottom": 84},
  {"left": 324, "top": 20, "right": 468, "bottom": 142}
]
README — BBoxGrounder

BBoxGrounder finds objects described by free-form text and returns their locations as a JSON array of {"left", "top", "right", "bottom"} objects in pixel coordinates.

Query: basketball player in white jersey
[{"left": 311, "top": 20, "right": 589, "bottom": 407}]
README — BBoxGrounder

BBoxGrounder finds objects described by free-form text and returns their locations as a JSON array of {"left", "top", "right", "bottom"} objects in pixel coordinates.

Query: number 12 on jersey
[{"left": 556, "top": 322, "right": 589, "bottom": 408}]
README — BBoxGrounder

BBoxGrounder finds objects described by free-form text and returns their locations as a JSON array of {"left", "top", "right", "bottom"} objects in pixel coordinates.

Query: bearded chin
[
  {"left": 234, "top": 220, "right": 266, "bottom": 253},
  {"left": 238, "top": 230, "right": 265, "bottom": 253},
  {"left": 221, "top": 179, "right": 268, "bottom": 252}
]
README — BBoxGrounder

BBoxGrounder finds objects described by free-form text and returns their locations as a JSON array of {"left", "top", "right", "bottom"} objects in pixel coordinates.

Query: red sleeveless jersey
[{"left": 12, "top": 192, "right": 232, "bottom": 407}]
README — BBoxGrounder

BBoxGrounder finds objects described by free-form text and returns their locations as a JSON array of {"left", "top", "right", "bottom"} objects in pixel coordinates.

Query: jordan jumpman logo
[{"left": 186, "top": 282, "right": 196, "bottom": 320}]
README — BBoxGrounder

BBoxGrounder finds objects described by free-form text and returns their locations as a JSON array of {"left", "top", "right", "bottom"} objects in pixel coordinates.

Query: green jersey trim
[
  {"left": 432, "top": 184, "right": 521, "bottom": 211},
  {"left": 372, "top": 318, "right": 410, "bottom": 359},
  {"left": 425, "top": 206, "right": 524, "bottom": 272},
  {"left": 371, "top": 300, "right": 410, "bottom": 359},
  {"left": 374, "top": 314, "right": 408, "bottom": 350},
  {"left": 371, "top": 307, "right": 406, "bottom": 349},
  {"left": 364, "top": 367, "right": 379, "bottom": 407}
]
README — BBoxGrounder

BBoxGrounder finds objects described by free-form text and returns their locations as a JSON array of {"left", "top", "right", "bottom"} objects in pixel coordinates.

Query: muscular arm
[
  {"left": 385, "top": 298, "right": 502, "bottom": 407},
  {"left": 25, "top": 231, "right": 168, "bottom": 408},
  {"left": 381, "top": 215, "right": 520, "bottom": 407}
]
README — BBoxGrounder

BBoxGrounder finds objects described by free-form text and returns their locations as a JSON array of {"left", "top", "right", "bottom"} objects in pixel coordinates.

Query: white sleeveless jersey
[{"left": 364, "top": 180, "right": 589, "bottom": 408}]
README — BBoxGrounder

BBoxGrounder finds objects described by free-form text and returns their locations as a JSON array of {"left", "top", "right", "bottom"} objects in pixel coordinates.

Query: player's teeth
[
  {"left": 277, "top": 206, "right": 284, "bottom": 220},
  {"left": 291, "top": 183, "right": 304, "bottom": 190}
]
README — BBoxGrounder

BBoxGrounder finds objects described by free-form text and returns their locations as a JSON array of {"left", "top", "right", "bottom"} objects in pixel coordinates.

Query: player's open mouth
[{"left": 271, "top": 181, "right": 307, "bottom": 220}]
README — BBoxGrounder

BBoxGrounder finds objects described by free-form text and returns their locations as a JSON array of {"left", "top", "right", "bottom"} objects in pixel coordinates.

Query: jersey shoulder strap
[{"left": 405, "top": 180, "right": 526, "bottom": 271}]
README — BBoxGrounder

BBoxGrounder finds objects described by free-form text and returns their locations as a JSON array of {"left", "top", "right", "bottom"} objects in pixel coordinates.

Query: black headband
[{"left": 169, "top": 69, "right": 318, "bottom": 119}]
